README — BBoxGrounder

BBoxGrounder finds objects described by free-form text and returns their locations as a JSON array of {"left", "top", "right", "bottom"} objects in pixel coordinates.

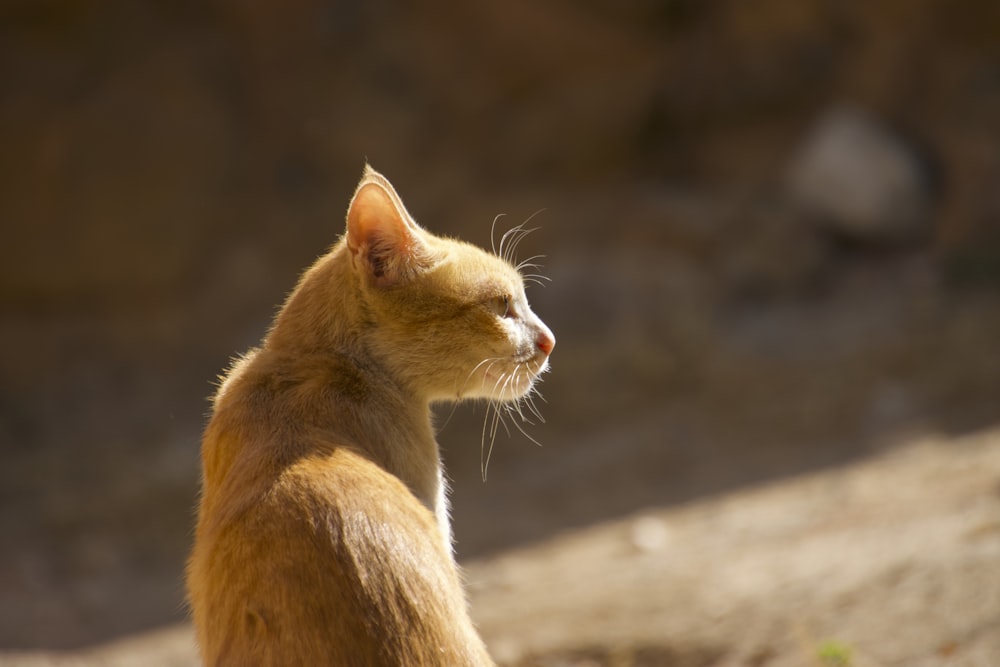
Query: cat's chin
[{"left": 480, "top": 361, "right": 546, "bottom": 402}]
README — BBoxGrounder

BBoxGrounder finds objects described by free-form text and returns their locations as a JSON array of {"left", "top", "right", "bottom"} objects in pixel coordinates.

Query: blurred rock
[
  {"left": 716, "top": 197, "right": 832, "bottom": 300},
  {"left": 786, "top": 106, "right": 936, "bottom": 244},
  {"left": 629, "top": 515, "right": 671, "bottom": 554}
]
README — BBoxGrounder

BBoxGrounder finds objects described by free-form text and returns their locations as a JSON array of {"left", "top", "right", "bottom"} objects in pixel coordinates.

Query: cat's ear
[{"left": 345, "top": 168, "right": 433, "bottom": 288}]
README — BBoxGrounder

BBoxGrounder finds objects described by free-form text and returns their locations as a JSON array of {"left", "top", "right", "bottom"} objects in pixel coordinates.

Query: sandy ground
[
  {"left": 3, "top": 426, "right": 998, "bottom": 667},
  {"left": 469, "top": 429, "right": 1000, "bottom": 667}
]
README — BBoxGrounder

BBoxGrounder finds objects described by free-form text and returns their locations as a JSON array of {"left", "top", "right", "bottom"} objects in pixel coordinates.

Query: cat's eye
[{"left": 489, "top": 294, "right": 511, "bottom": 318}]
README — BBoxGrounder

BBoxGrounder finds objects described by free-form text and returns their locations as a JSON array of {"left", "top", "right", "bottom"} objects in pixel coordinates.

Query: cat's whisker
[
  {"left": 496, "top": 224, "right": 518, "bottom": 262},
  {"left": 490, "top": 213, "right": 507, "bottom": 257},
  {"left": 499, "top": 370, "right": 518, "bottom": 404},
  {"left": 482, "top": 395, "right": 506, "bottom": 481},
  {"left": 475, "top": 352, "right": 550, "bottom": 479},
  {"left": 510, "top": 401, "right": 535, "bottom": 427},
  {"left": 460, "top": 356, "right": 504, "bottom": 397},
  {"left": 482, "top": 396, "right": 510, "bottom": 482},
  {"left": 509, "top": 211, "right": 547, "bottom": 262},
  {"left": 513, "top": 385, "right": 542, "bottom": 426},
  {"left": 497, "top": 213, "right": 544, "bottom": 265},
  {"left": 498, "top": 228, "right": 520, "bottom": 264},
  {"left": 489, "top": 369, "right": 508, "bottom": 398},
  {"left": 521, "top": 208, "right": 547, "bottom": 226},
  {"left": 523, "top": 392, "right": 546, "bottom": 424},
  {"left": 488, "top": 405, "right": 499, "bottom": 445},
  {"left": 506, "top": 405, "right": 544, "bottom": 447},
  {"left": 508, "top": 366, "right": 530, "bottom": 422},
  {"left": 509, "top": 378, "right": 526, "bottom": 418},
  {"left": 498, "top": 372, "right": 521, "bottom": 427},
  {"left": 439, "top": 399, "right": 462, "bottom": 432},
  {"left": 496, "top": 403, "right": 512, "bottom": 439},
  {"left": 519, "top": 271, "right": 551, "bottom": 282},
  {"left": 503, "top": 227, "right": 538, "bottom": 265},
  {"left": 475, "top": 358, "right": 513, "bottom": 482},
  {"left": 515, "top": 254, "right": 546, "bottom": 272},
  {"left": 469, "top": 356, "right": 501, "bottom": 377},
  {"left": 480, "top": 403, "right": 492, "bottom": 481}
]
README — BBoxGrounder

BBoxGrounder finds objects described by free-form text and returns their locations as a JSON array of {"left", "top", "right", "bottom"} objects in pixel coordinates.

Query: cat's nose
[{"left": 536, "top": 330, "right": 555, "bottom": 356}]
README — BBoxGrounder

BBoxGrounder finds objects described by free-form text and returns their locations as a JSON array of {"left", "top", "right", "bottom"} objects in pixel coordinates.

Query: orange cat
[{"left": 186, "top": 166, "right": 554, "bottom": 666}]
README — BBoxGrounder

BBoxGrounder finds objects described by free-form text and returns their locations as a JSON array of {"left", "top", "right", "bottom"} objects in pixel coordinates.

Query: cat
[{"left": 186, "top": 165, "right": 555, "bottom": 666}]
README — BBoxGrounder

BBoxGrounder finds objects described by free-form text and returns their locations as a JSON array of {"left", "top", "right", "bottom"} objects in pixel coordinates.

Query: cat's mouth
[
  {"left": 482, "top": 354, "right": 547, "bottom": 400},
  {"left": 512, "top": 351, "right": 538, "bottom": 365}
]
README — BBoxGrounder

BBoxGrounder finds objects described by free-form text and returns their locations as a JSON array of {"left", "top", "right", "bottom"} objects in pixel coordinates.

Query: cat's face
[
  {"left": 420, "top": 242, "right": 554, "bottom": 403},
  {"left": 345, "top": 167, "right": 554, "bottom": 403}
]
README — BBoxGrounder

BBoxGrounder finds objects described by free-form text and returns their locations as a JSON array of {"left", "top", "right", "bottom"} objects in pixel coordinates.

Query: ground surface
[{"left": 3, "top": 428, "right": 999, "bottom": 667}]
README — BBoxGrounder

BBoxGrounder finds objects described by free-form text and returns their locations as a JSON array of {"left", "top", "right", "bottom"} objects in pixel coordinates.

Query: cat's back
[{"left": 188, "top": 360, "right": 491, "bottom": 666}]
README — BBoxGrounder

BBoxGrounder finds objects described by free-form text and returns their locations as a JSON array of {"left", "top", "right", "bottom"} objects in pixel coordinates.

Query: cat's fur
[{"left": 186, "top": 166, "right": 554, "bottom": 666}]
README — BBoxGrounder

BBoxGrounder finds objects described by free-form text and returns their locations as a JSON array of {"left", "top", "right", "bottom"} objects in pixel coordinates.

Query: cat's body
[{"left": 187, "top": 167, "right": 554, "bottom": 666}]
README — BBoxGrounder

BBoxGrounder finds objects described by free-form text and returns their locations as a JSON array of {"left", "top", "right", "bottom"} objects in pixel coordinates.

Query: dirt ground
[
  {"left": 469, "top": 432, "right": 1000, "bottom": 667},
  {"left": 3, "top": 432, "right": 998, "bottom": 667}
]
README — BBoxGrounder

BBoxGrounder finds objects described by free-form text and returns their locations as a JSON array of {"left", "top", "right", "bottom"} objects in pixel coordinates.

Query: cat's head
[{"left": 344, "top": 166, "right": 554, "bottom": 404}]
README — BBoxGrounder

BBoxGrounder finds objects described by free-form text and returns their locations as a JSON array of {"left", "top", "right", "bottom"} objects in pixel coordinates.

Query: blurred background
[{"left": 2, "top": 1, "right": 1000, "bottom": 665}]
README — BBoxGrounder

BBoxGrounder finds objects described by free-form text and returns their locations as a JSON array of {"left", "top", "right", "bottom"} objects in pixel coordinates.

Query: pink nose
[{"left": 536, "top": 331, "right": 555, "bottom": 356}]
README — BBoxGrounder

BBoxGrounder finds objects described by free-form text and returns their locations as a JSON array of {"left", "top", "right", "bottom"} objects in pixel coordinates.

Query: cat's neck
[
  {"left": 266, "top": 244, "right": 364, "bottom": 357},
  {"left": 244, "top": 246, "right": 452, "bottom": 548}
]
